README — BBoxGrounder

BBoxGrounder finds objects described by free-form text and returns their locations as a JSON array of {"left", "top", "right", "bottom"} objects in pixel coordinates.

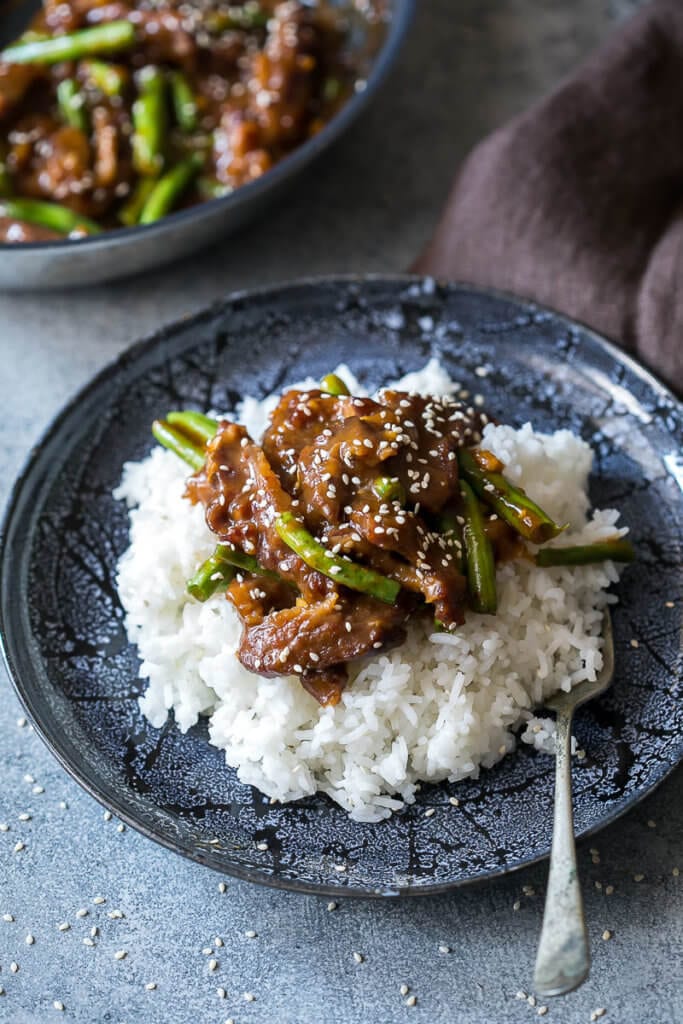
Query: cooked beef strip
[{"left": 186, "top": 388, "right": 490, "bottom": 703}]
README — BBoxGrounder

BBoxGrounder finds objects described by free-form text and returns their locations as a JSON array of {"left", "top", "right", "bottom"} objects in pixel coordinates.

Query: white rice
[{"left": 114, "top": 361, "right": 626, "bottom": 822}]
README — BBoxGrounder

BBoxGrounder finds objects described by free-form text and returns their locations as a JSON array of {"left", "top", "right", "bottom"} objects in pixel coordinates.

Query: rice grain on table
[{"left": 115, "top": 361, "right": 626, "bottom": 822}]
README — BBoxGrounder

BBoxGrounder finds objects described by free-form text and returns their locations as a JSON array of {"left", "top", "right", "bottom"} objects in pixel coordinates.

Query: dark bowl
[{"left": 0, "top": 0, "right": 414, "bottom": 290}]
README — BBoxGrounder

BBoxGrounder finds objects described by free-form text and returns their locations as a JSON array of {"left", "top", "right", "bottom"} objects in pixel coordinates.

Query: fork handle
[{"left": 533, "top": 707, "right": 590, "bottom": 997}]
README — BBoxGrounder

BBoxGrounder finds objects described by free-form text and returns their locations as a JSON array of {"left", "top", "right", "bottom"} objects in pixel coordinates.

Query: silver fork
[{"left": 533, "top": 609, "right": 615, "bottom": 998}]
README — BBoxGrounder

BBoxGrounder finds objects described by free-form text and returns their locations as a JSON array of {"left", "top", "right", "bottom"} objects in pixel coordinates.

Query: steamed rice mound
[{"left": 114, "top": 362, "right": 626, "bottom": 822}]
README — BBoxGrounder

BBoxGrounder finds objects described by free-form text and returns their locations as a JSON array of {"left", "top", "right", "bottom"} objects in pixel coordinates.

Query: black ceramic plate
[{"left": 1, "top": 277, "right": 682, "bottom": 897}]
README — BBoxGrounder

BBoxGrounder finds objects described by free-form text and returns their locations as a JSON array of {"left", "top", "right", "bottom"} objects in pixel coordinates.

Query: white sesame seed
[
  {"left": 528, "top": 995, "right": 537, "bottom": 1006},
  {"left": 215, "top": 937, "right": 223, "bottom": 947},
  {"left": 209, "top": 958, "right": 218, "bottom": 971},
  {"left": 83, "top": 937, "right": 95, "bottom": 947},
  {"left": 18, "top": 813, "right": 31, "bottom": 822},
  {"left": 23, "top": 774, "right": 35, "bottom": 783},
  {"left": 32, "top": 786, "right": 44, "bottom": 795},
  {"left": 0, "top": 986, "right": 4, "bottom": 995},
  {"left": 424, "top": 808, "right": 435, "bottom": 818},
  {"left": 537, "top": 1006, "right": 548, "bottom": 1016},
  {"left": 513, "top": 900, "right": 521, "bottom": 911},
  {"left": 116, "top": 823, "right": 125, "bottom": 833},
  {"left": 218, "top": 882, "right": 227, "bottom": 893},
  {"left": 0, "top": 823, "right": 8, "bottom": 832},
  {"left": 76, "top": 909, "right": 88, "bottom": 918},
  {"left": 245, "top": 930, "right": 257, "bottom": 938},
  {"left": 244, "top": 992, "right": 255, "bottom": 1002},
  {"left": 515, "top": 991, "right": 527, "bottom": 1000},
  {"left": 673, "top": 867, "right": 680, "bottom": 877},
  {"left": 10, "top": 963, "right": 19, "bottom": 973},
  {"left": 633, "top": 873, "right": 645, "bottom": 882},
  {"left": 103, "top": 811, "right": 112, "bottom": 822},
  {"left": 217, "top": 987, "right": 226, "bottom": 999},
  {"left": 405, "top": 995, "right": 417, "bottom": 1007},
  {"left": 400, "top": 984, "right": 410, "bottom": 996},
  {"left": 93, "top": 896, "right": 106, "bottom": 905},
  {"left": 449, "top": 797, "right": 459, "bottom": 807},
  {"left": 334, "top": 863, "right": 347, "bottom": 872},
  {"left": 59, "top": 802, "right": 68, "bottom": 810},
  {"left": 630, "top": 638, "right": 639, "bottom": 648},
  {"left": 17, "top": 717, "right": 27, "bottom": 727},
  {"left": 25, "top": 933, "right": 34, "bottom": 945},
  {"left": 108, "top": 909, "right": 124, "bottom": 919},
  {"left": 114, "top": 950, "right": 127, "bottom": 960},
  {"left": 14, "top": 841, "right": 25, "bottom": 853},
  {"left": 665, "top": 600, "right": 675, "bottom": 608},
  {"left": 647, "top": 819, "right": 656, "bottom": 828},
  {"left": 327, "top": 902, "right": 337, "bottom": 911},
  {"left": 602, "top": 930, "right": 612, "bottom": 941},
  {"left": 90, "top": 926, "right": 98, "bottom": 938},
  {"left": 256, "top": 841, "right": 268, "bottom": 851},
  {"left": 202, "top": 947, "right": 213, "bottom": 955},
  {"left": 53, "top": 1001, "right": 65, "bottom": 1011},
  {"left": 438, "top": 945, "right": 450, "bottom": 954},
  {"left": 58, "top": 922, "right": 70, "bottom": 931},
  {"left": 594, "top": 1010, "right": 606, "bottom": 1018},
  {"left": 145, "top": 982, "right": 157, "bottom": 991}
]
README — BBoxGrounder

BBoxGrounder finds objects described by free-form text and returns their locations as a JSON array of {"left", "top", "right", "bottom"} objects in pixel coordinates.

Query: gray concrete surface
[{"left": 2, "top": 2, "right": 681, "bottom": 1022}]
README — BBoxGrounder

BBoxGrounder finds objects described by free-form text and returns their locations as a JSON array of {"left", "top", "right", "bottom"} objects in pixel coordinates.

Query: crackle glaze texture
[{"left": 1, "top": 278, "right": 681, "bottom": 896}]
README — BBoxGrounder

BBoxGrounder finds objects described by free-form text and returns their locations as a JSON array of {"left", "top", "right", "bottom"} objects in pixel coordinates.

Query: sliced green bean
[
  {"left": 167, "top": 410, "right": 219, "bottom": 445},
  {"left": 0, "top": 198, "right": 100, "bottom": 236},
  {"left": 275, "top": 512, "right": 400, "bottom": 604},
  {"left": 460, "top": 479, "right": 497, "bottom": 614},
  {"left": 458, "top": 448, "right": 565, "bottom": 544},
  {"left": 1, "top": 21, "right": 136, "bottom": 65},
  {"left": 118, "top": 177, "right": 156, "bottom": 227},
  {"left": 139, "top": 154, "right": 202, "bottom": 224},
  {"left": 57, "top": 78, "right": 88, "bottom": 133},
  {"left": 197, "top": 176, "right": 233, "bottom": 200},
  {"left": 169, "top": 70, "right": 198, "bottom": 132},
  {"left": 132, "top": 66, "right": 166, "bottom": 177},
  {"left": 187, "top": 551, "right": 235, "bottom": 602},
  {"left": 0, "top": 159, "right": 12, "bottom": 197},
  {"left": 151, "top": 420, "right": 205, "bottom": 471},
  {"left": 204, "top": 6, "right": 269, "bottom": 32},
  {"left": 320, "top": 373, "right": 350, "bottom": 397},
  {"left": 536, "top": 539, "right": 634, "bottom": 567},
  {"left": 81, "top": 59, "right": 128, "bottom": 97},
  {"left": 373, "top": 476, "right": 406, "bottom": 505}
]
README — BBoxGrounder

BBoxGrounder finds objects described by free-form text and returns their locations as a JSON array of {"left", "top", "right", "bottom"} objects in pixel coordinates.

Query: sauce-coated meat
[{"left": 186, "top": 386, "right": 493, "bottom": 704}]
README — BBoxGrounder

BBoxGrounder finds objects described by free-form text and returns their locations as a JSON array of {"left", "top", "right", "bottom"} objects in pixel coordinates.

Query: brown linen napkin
[{"left": 413, "top": 0, "right": 683, "bottom": 395}]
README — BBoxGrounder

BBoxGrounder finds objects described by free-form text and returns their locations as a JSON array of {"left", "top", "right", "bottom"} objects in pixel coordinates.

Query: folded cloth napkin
[{"left": 414, "top": 0, "right": 683, "bottom": 395}]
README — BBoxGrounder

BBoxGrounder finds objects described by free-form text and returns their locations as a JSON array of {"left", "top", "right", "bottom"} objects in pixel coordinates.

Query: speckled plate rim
[{"left": 1, "top": 274, "right": 682, "bottom": 899}]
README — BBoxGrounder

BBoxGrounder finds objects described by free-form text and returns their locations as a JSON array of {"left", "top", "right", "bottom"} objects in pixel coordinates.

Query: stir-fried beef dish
[
  {"left": 0, "top": 1, "right": 357, "bottom": 241},
  {"left": 151, "top": 372, "right": 635, "bottom": 709}
]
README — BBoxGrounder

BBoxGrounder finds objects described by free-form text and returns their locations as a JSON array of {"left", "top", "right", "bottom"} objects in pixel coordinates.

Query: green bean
[
  {"left": 167, "top": 410, "right": 219, "bottom": 445},
  {"left": 204, "top": 6, "right": 269, "bottom": 32},
  {"left": 169, "top": 70, "right": 198, "bottom": 132},
  {"left": 373, "top": 476, "right": 406, "bottom": 505},
  {"left": 81, "top": 59, "right": 128, "bottom": 97},
  {"left": 187, "top": 550, "right": 235, "bottom": 602},
  {"left": 322, "top": 77, "right": 342, "bottom": 102},
  {"left": 458, "top": 448, "right": 565, "bottom": 544},
  {"left": 320, "top": 373, "right": 350, "bottom": 397},
  {"left": 459, "top": 479, "right": 497, "bottom": 614},
  {"left": 118, "top": 177, "right": 156, "bottom": 227},
  {"left": 536, "top": 539, "right": 634, "bottom": 567},
  {"left": 57, "top": 78, "right": 88, "bottom": 133},
  {"left": 0, "top": 159, "right": 12, "bottom": 197},
  {"left": 275, "top": 512, "right": 400, "bottom": 604},
  {"left": 0, "top": 198, "right": 100, "bottom": 236},
  {"left": 197, "top": 176, "right": 233, "bottom": 200},
  {"left": 132, "top": 66, "right": 166, "bottom": 177},
  {"left": 151, "top": 420, "right": 205, "bottom": 471},
  {"left": 139, "top": 154, "right": 202, "bottom": 224},
  {"left": 1, "top": 21, "right": 136, "bottom": 65}
]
